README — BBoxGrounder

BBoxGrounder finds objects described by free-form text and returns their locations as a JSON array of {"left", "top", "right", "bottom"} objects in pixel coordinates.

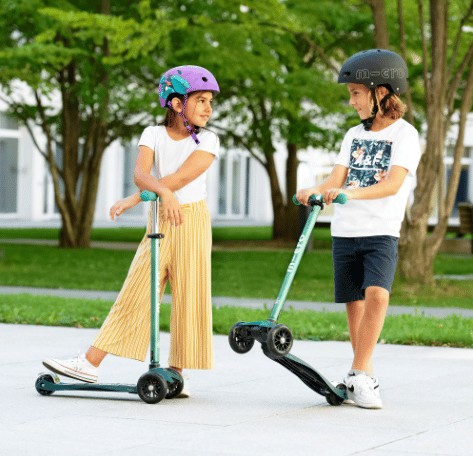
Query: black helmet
[{"left": 338, "top": 49, "right": 408, "bottom": 94}]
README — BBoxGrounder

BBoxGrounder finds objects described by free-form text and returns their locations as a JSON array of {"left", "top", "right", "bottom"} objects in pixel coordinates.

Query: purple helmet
[{"left": 158, "top": 65, "right": 220, "bottom": 108}]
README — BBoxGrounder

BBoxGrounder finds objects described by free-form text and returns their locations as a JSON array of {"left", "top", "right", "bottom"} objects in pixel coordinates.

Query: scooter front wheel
[
  {"left": 137, "top": 372, "right": 167, "bottom": 404},
  {"left": 228, "top": 322, "right": 255, "bottom": 354},
  {"left": 266, "top": 324, "right": 293, "bottom": 358}
]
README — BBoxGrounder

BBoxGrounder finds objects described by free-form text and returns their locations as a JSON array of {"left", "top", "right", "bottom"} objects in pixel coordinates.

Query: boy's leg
[
  {"left": 348, "top": 286, "right": 389, "bottom": 373},
  {"left": 346, "top": 299, "right": 364, "bottom": 353}
]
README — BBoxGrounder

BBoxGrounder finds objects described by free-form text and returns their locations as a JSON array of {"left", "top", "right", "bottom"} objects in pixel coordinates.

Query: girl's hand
[
  {"left": 110, "top": 193, "right": 140, "bottom": 220},
  {"left": 160, "top": 190, "right": 184, "bottom": 226}
]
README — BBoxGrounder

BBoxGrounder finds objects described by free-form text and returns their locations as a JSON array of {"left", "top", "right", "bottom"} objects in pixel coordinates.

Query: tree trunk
[
  {"left": 367, "top": 0, "right": 389, "bottom": 48},
  {"left": 397, "top": 0, "right": 473, "bottom": 283},
  {"left": 268, "top": 142, "right": 301, "bottom": 243}
]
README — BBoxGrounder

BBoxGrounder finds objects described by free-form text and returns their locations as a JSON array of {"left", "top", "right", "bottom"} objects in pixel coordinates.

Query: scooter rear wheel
[
  {"left": 35, "top": 374, "right": 55, "bottom": 396},
  {"left": 266, "top": 324, "right": 293, "bottom": 358},
  {"left": 137, "top": 372, "right": 167, "bottom": 404},
  {"left": 326, "top": 392, "right": 344, "bottom": 406},
  {"left": 164, "top": 368, "right": 184, "bottom": 399},
  {"left": 228, "top": 322, "right": 255, "bottom": 354}
]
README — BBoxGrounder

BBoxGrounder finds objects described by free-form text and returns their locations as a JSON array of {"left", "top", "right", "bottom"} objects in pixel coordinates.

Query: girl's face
[
  {"left": 184, "top": 91, "right": 214, "bottom": 127},
  {"left": 347, "top": 83, "right": 371, "bottom": 119}
]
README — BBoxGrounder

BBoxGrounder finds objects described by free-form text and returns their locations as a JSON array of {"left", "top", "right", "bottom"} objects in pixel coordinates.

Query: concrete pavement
[{"left": 1, "top": 322, "right": 473, "bottom": 455}]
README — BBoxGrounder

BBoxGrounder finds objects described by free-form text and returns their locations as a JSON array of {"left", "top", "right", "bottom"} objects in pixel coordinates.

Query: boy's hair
[{"left": 370, "top": 85, "right": 407, "bottom": 120}]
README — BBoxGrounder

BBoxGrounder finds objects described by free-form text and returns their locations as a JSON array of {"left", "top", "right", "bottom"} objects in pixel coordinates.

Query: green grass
[
  {"left": 0, "top": 226, "right": 333, "bottom": 247},
  {"left": 1, "top": 294, "right": 471, "bottom": 348},
  {"left": 1, "top": 242, "right": 472, "bottom": 308}
]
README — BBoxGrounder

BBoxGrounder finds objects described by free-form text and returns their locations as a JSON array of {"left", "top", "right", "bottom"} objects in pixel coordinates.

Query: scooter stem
[{"left": 268, "top": 203, "right": 322, "bottom": 321}]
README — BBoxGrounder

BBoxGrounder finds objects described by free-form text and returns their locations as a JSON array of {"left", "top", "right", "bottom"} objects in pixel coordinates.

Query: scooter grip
[
  {"left": 140, "top": 190, "right": 158, "bottom": 202},
  {"left": 292, "top": 193, "right": 348, "bottom": 205}
]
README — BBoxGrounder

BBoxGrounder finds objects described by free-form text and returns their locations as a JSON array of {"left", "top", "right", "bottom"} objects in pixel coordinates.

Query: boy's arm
[
  {"left": 346, "top": 166, "right": 408, "bottom": 200},
  {"left": 296, "top": 165, "right": 348, "bottom": 205}
]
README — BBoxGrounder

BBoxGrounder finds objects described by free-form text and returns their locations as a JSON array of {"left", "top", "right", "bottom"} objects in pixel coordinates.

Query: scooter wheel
[
  {"left": 164, "top": 368, "right": 184, "bottom": 399},
  {"left": 228, "top": 322, "right": 255, "bottom": 354},
  {"left": 326, "top": 383, "right": 346, "bottom": 406},
  {"left": 326, "top": 392, "right": 344, "bottom": 406},
  {"left": 266, "top": 324, "right": 293, "bottom": 358},
  {"left": 137, "top": 373, "right": 167, "bottom": 404},
  {"left": 35, "top": 374, "right": 55, "bottom": 396}
]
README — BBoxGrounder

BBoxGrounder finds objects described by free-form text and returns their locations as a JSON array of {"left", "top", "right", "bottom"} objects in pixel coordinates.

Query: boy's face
[
  {"left": 347, "top": 83, "right": 371, "bottom": 119},
  {"left": 184, "top": 91, "right": 214, "bottom": 127}
]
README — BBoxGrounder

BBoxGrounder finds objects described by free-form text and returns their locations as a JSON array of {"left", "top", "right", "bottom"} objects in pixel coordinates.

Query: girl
[
  {"left": 43, "top": 65, "right": 221, "bottom": 398},
  {"left": 297, "top": 50, "right": 421, "bottom": 409}
]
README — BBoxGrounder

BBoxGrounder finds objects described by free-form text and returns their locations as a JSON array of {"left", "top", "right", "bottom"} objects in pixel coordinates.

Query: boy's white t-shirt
[
  {"left": 332, "top": 119, "right": 421, "bottom": 238},
  {"left": 138, "top": 126, "right": 220, "bottom": 204}
]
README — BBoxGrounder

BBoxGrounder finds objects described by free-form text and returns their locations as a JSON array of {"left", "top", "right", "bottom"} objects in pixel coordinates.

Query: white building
[{"left": 1, "top": 109, "right": 472, "bottom": 228}]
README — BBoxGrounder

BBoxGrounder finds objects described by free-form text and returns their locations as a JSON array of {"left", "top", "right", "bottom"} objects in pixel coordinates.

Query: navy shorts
[{"left": 332, "top": 236, "right": 399, "bottom": 303}]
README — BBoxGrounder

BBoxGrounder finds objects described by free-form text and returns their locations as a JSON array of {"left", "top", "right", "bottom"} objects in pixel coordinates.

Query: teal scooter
[
  {"left": 228, "top": 194, "right": 348, "bottom": 406},
  {"left": 36, "top": 191, "right": 183, "bottom": 404}
]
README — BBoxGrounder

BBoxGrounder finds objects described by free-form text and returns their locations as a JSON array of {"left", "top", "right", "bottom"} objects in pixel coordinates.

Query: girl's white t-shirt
[
  {"left": 332, "top": 119, "right": 421, "bottom": 238},
  {"left": 138, "top": 126, "right": 220, "bottom": 204}
]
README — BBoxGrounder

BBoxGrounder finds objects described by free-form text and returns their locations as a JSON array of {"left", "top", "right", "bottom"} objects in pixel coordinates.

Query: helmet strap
[
  {"left": 167, "top": 95, "right": 201, "bottom": 145},
  {"left": 361, "top": 88, "right": 379, "bottom": 131}
]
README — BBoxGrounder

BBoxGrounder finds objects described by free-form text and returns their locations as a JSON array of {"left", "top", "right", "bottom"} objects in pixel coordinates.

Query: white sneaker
[
  {"left": 346, "top": 373, "right": 382, "bottom": 409},
  {"left": 43, "top": 354, "right": 98, "bottom": 383}
]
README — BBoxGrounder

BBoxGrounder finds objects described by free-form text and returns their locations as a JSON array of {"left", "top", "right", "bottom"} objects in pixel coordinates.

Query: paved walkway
[
  {"left": 2, "top": 285, "right": 473, "bottom": 318},
  {"left": 1, "top": 323, "right": 472, "bottom": 455}
]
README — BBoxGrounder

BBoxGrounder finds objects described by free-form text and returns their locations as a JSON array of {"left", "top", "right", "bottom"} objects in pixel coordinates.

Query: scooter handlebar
[
  {"left": 292, "top": 193, "right": 348, "bottom": 206},
  {"left": 140, "top": 190, "right": 158, "bottom": 202}
]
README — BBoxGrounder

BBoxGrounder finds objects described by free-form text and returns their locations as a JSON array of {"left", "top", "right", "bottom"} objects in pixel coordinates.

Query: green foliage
[{"left": 1, "top": 294, "right": 471, "bottom": 348}]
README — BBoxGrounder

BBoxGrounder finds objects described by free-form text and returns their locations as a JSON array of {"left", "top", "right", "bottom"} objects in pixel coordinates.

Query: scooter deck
[
  {"left": 262, "top": 349, "right": 347, "bottom": 402},
  {"left": 36, "top": 373, "right": 138, "bottom": 394}
]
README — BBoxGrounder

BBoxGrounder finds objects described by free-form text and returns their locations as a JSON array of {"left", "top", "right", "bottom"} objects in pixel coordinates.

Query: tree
[
  {"left": 0, "top": 0, "right": 184, "bottom": 247},
  {"left": 359, "top": 0, "right": 473, "bottom": 283},
  {"left": 160, "top": 0, "right": 374, "bottom": 241},
  {"left": 397, "top": 0, "right": 473, "bottom": 283}
]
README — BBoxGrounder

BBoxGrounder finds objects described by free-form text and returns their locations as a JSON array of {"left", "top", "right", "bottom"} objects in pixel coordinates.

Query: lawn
[
  {"left": 1, "top": 294, "right": 472, "bottom": 348},
  {"left": 0, "top": 242, "right": 472, "bottom": 308},
  {"left": 1, "top": 225, "right": 472, "bottom": 349}
]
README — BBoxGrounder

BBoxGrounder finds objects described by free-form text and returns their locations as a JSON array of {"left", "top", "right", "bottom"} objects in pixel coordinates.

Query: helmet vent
[{"left": 202, "top": 77, "right": 208, "bottom": 82}]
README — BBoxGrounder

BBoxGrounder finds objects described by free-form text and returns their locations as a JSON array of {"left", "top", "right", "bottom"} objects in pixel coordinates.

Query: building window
[
  {"left": 218, "top": 150, "right": 250, "bottom": 218},
  {"left": 445, "top": 146, "right": 472, "bottom": 217},
  {"left": 0, "top": 138, "right": 19, "bottom": 213},
  {"left": 122, "top": 143, "right": 142, "bottom": 216},
  {"left": 0, "top": 113, "right": 18, "bottom": 130},
  {"left": 43, "top": 142, "right": 65, "bottom": 215}
]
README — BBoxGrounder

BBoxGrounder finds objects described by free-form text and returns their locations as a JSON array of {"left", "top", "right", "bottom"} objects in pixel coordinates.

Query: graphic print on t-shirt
[{"left": 346, "top": 139, "right": 392, "bottom": 189}]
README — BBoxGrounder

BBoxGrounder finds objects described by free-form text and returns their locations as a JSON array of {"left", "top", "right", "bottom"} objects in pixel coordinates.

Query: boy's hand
[
  {"left": 323, "top": 188, "right": 350, "bottom": 205},
  {"left": 295, "top": 188, "right": 318, "bottom": 206}
]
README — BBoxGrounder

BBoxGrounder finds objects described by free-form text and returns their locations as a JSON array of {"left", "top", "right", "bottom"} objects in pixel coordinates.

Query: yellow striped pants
[{"left": 92, "top": 199, "right": 213, "bottom": 370}]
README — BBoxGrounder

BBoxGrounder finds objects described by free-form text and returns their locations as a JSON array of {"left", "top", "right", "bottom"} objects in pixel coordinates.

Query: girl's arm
[
  {"left": 158, "top": 150, "right": 215, "bottom": 191},
  {"left": 110, "top": 192, "right": 141, "bottom": 220},
  {"left": 133, "top": 146, "right": 215, "bottom": 226}
]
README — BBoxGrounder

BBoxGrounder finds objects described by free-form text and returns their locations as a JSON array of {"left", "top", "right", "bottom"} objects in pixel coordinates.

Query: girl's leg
[
  {"left": 85, "top": 346, "right": 108, "bottom": 367},
  {"left": 168, "top": 201, "right": 213, "bottom": 370}
]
